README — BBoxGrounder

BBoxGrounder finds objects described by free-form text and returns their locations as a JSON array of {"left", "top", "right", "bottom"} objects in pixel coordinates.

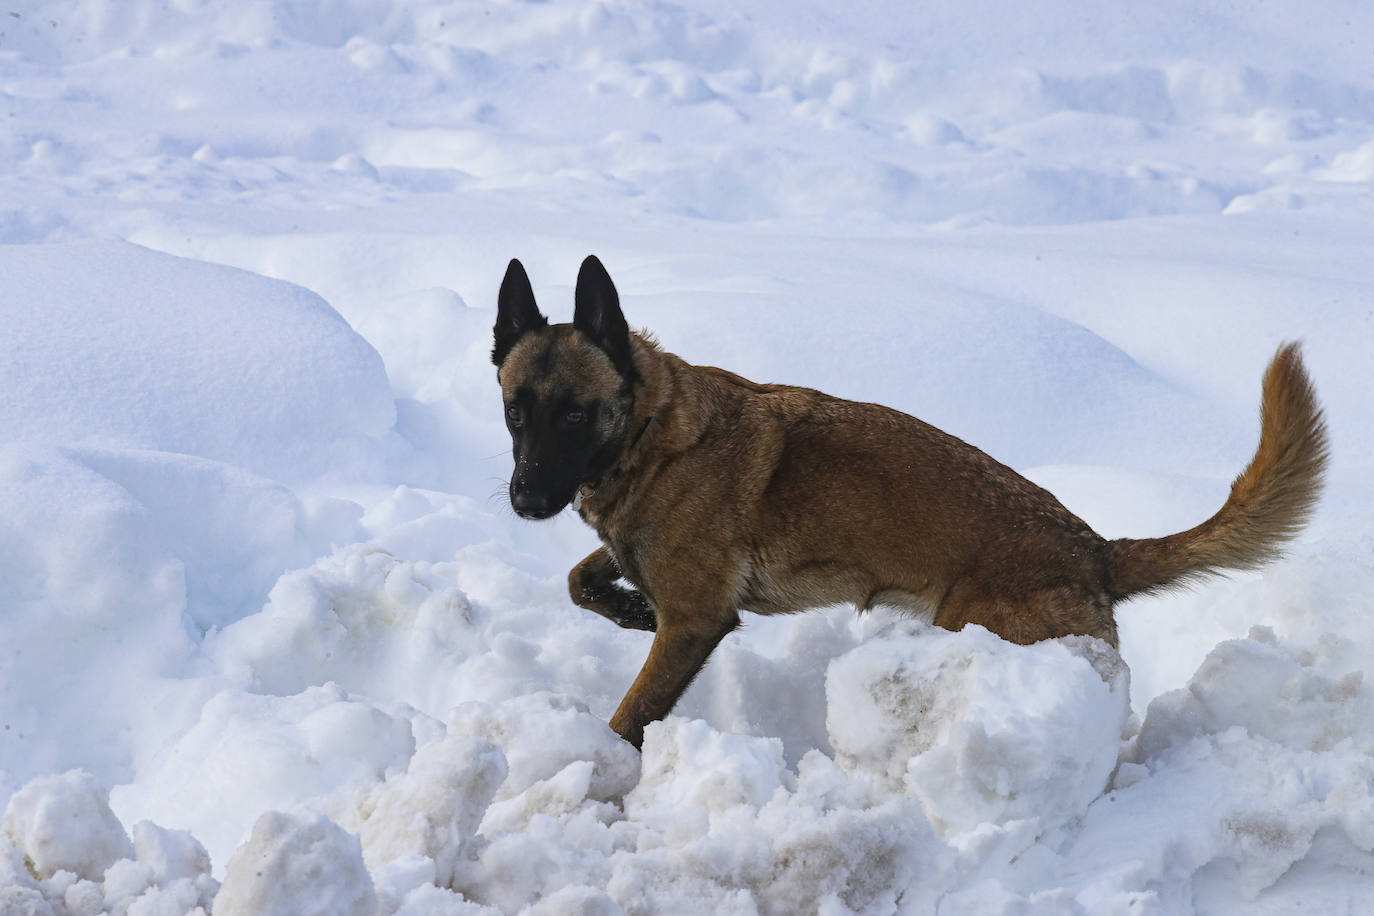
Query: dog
[{"left": 493, "top": 255, "right": 1328, "bottom": 749}]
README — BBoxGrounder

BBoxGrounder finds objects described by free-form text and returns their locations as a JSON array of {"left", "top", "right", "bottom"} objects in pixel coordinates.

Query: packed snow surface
[{"left": 2, "top": 0, "right": 1373, "bottom": 913}]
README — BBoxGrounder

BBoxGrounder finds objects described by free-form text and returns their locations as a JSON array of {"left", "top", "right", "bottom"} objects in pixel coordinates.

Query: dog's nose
[{"left": 512, "top": 490, "right": 556, "bottom": 518}]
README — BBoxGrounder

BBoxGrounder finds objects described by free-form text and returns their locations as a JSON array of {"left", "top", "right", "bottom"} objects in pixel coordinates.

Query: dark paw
[
  {"left": 612, "top": 589, "right": 657, "bottom": 631},
  {"left": 578, "top": 583, "right": 657, "bottom": 631}
]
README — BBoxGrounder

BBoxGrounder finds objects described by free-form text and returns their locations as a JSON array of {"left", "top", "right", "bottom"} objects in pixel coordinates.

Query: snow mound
[
  {"left": 827, "top": 623, "right": 1129, "bottom": 837},
  {"left": 215, "top": 810, "right": 376, "bottom": 916},
  {"left": 0, "top": 240, "right": 393, "bottom": 484},
  {"left": 631, "top": 718, "right": 789, "bottom": 818},
  {"left": 1, "top": 772, "right": 217, "bottom": 915},
  {"left": 987, "top": 627, "right": 1374, "bottom": 910},
  {"left": 351, "top": 735, "right": 506, "bottom": 887},
  {"left": 130, "top": 821, "right": 214, "bottom": 890},
  {"left": 0, "top": 239, "right": 396, "bottom": 800},
  {"left": 0, "top": 442, "right": 363, "bottom": 801},
  {"left": 597, "top": 720, "right": 957, "bottom": 916},
  {"left": 1137, "top": 625, "right": 1374, "bottom": 761},
  {"left": 449, "top": 694, "right": 640, "bottom": 811},
  {"left": 449, "top": 714, "right": 955, "bottom": 915},
  {"left": 3, "top": 771, "right": 133, "bottom": 882},
  {"left": 211, "top": 544, "right": 485, "bottom": 704},
  {"left": 111, "top": 684, "right": 419, "bottom": 876},
  {"left": 8, "top": 621, "right": 1374, "bottom": 913}
]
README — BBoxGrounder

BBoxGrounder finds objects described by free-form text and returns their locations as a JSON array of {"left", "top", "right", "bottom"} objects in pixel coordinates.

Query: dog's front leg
[
  {"left": 608, "top": 611, "right": 737, "bottom": 749},
  {"left": 568, "top": 546, "right": 656, "bottom": 631}
]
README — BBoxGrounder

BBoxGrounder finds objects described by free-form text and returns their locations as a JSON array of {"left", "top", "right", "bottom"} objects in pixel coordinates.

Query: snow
[
  {"left": 2, "top": 0, "right": 1373, "bottom": 912},
  {"left": 826, "top": 627, "right": 1129, "bottom": 837},
  {"left": 0, "top": 240, "right": 393, "bottom": 484},
  {"left": 215, "top": 810, "right": 376, "bottom": 916},
  {"left": 2, "top": 772, "right": 134, "bottom": 883}
]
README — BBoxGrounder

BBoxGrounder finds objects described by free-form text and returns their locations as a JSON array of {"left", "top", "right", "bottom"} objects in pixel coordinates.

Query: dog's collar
[
  {"left": 625, "top": 413, "right": 655, "bottom": 453},
  {"left": 574, "top": 414, "right": 654, "bottom": 510}
]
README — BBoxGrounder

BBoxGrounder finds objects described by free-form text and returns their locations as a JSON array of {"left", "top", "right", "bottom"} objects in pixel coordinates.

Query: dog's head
[{"left": 492, "top": 255, "right": 637, "bottom": 520}]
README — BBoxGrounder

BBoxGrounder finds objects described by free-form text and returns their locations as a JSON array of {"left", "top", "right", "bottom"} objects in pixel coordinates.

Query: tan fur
[
  {"left": 1105, "top": 343, "right": 1329, "bottom": 597},
  {"left": 500, "top": 326, "right": 630, "bottom": 406},
  {"left": 542, "top": 333, "right": 1327, "bottom": 748}
]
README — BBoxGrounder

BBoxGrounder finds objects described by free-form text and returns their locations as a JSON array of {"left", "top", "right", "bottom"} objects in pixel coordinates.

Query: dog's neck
[
  {"left": 575, "top": 335, "right": 693, "bottom": 523},
  {"left": 573, "top": 413, "right": 654, "bottom": 511}
]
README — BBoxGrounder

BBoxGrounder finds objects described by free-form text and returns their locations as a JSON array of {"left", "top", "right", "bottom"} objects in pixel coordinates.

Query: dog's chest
[{"left": 604, "top": 532, "right": 653, "bottom": 601}]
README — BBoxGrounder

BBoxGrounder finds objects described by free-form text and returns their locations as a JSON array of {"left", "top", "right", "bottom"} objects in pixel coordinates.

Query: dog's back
[
  {"left": 677, "top": 354, "right": 1116, "bottom": 642},
  {"left": 692, "top": 342, "right": 1326, "bottom": 647}
]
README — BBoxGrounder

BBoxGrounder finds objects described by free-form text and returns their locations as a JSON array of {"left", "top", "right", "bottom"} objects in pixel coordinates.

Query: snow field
[{"left": 2, "top": 0, "right": 1374, "bottom": 912}]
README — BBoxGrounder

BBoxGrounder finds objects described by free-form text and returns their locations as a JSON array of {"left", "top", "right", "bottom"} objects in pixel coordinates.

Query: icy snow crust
[{"left": 2, "top": 0, "right": 1373, "bottom": 912}]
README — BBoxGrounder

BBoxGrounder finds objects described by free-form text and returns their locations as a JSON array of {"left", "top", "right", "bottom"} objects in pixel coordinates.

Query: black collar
[
  {"left": 625, "top": 414, "right": 654, "bottom": 453},
  {"left": 573, "top": 414, "right": 654, "bottom": 510}
]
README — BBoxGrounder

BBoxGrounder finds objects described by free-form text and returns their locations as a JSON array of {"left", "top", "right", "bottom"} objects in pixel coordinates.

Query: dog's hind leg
[
  {"left": 935, "top": 579, "right": 1118, "bottom": 647},
  {"left": 569, "top": 546, "right": 657, "bottom": 631}
]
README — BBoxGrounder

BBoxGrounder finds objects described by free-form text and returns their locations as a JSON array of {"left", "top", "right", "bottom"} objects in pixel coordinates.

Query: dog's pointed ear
[
  {"left": 493, "top": 258, "right": 548, "bottom": 367},
  {"left": 574, "top": 255, "right": 633, "bottom": 379}
]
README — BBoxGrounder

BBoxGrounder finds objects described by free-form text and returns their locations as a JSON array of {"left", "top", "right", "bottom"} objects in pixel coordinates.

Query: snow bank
[
  {"left": 1018, "top": 627, "right": 1374, "bottom": 911},
  {"left": 0, "top": 240, "right": 397, "bottom": 803},
  {"left": 2, "top": 772, "right": 217, "bottom": 916},
  {"left": 110, "top": 684, "right": 419, "bottom": 875},
  {"left": 0, "top": 620, "right": 1143, "bottom": 914},
  {"left": 1136, "top": 626, "right": 1374, "bottom": 762},
  {"left": 605, "top": 721, "right": 955, "bottom": 915},
  {"left": 827, "top": 625, "right": 1129, "bottom": 837},
  {"left": 0, "top": 240, "right": 393, "bottom": 483},
  {"left": 209, "top": 544, "right": 488, "bottom": 706}
]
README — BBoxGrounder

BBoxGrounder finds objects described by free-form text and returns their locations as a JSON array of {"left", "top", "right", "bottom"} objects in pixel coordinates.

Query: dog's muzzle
[{"left": 511, "top": 490, "right": 562, "bottom": 520}]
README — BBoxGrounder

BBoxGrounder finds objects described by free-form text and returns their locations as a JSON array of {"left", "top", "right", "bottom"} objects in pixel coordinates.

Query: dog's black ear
[
  {"left": 493, "top": 258, "right": 548, "bottom": 366},
  {"left": 574, "top": 255, "right": 633, "bottom": 379}
]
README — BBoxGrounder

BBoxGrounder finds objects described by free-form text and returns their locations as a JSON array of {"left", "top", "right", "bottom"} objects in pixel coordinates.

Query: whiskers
[{"left": 487, "top": 477, "right": 519, "bottom": 518}]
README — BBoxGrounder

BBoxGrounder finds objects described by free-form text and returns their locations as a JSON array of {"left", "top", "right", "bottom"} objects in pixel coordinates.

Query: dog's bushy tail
[{"left": 1105, "top": 342, "right": 1329, "bottom": 601}]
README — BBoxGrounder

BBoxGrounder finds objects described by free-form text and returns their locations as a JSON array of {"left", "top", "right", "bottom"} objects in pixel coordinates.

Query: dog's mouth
[{"left": 514, "top": 503, "right": 564, "bottom": 521}]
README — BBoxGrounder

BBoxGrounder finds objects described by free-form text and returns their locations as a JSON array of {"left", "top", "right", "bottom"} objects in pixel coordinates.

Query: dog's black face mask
[
  {"left": 493, "top": 256, "right": 635, "bottom": 521},
  {"left": 503, "top": 393, "right": 621, "bottom": 519}
]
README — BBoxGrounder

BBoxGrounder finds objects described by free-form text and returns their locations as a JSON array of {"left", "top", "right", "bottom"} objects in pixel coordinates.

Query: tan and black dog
[{"left": 493, "top": 255, "right": 1328, "bottom": 749}]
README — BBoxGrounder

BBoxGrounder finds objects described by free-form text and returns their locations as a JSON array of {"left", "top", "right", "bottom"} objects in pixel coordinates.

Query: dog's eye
[
  {"left": 505, "top": 405, "right": 523, "bottom": 426},
  {"left": 565, "top": 409, "right": 585, "bottom": 425}
]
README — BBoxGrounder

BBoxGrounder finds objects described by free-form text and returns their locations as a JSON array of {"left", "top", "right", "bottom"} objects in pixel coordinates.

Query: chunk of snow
[
  {"left": 214, "top": 810, "right": 376, "bottom": 916},
  {"left": 826, "top": 623, "right": 1129, "bottom": 836},
  {"left": 352, "top": 735, "right": 507, "bottom": 886},
  {"left": 3, "top": 771, "right": 133, "bottom": 882}
]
